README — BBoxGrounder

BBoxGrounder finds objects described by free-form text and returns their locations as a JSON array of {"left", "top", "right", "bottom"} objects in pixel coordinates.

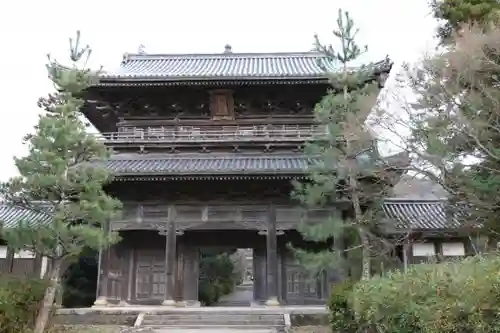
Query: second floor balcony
[{"left": 94, "top": 124, "right": 327, "bottom": 145}]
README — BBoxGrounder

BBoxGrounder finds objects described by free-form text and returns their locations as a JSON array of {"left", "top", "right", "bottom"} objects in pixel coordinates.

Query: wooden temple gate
[{"left": 95, "top": 203, "right": 335, "bottom": 306}]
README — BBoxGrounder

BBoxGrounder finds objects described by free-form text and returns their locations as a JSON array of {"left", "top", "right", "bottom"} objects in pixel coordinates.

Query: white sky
[{"left": 0, "top": 0, "right": 437, "bottom": 181}]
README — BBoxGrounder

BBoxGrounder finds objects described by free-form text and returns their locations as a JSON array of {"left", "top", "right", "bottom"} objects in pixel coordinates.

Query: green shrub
[
  {"left": 198, "top": 252, "right": 237, "bottom": 305},
  {"left": 0, "top": 275, "right": 48, "bottom": 333},
  {"left": 328, "top": 279, "right": 356, "bottom": 333},
  {"left": 350, "top": 255, "right": 500, "bottom": 333}
]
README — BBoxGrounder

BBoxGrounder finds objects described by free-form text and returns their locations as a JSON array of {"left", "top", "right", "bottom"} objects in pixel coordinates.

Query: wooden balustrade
[{"left": 94, "top": 124, "right": 327, "bottom": 144}]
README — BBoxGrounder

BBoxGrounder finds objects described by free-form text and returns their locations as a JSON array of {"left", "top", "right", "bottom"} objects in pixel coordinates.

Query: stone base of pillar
[
  {"left": 161, "top": 299, "right": 176, "bottom": 306},
  {"left": 92, "top": 296, "right": 109, "bottom": 307},
  {"left": 175, "top": 300, "right": 201, "bottom": 307},
  {"left": 264, "top": 297, "right": 280, "bottom": 307},
  {"left": 250, "top": 301, "right": 263, "bottom": 307},
  {"left": 117, "top": 300, "right": 130, "bottom": 306}
]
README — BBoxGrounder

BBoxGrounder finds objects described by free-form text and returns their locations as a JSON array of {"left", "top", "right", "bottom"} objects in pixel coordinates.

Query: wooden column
[
  {"left": 118, "top": 247, "right": 131, "bottom": 305},
  {"left": 93, "top": 247, "right": 111, "bottom": 306},
  {"left": 162, "top": 206, "right": 177, "bottom": 306},
  {"left": 252, "top": 247, "right": 267, "bottom": 304},
  {"left": 32, "top": 253, "right": 43, "bottom": 278},
  {"left": 94, "top": 222, "right": 111, "bottom": 307},
  {"left": 5, "top": 247, "right": 14, "bottom": 274},
  {"left": 182, "top": 245, "right": 200, "bottom": 306},
  {"left": 265, "top": 204, "right": 280, "bottom": 306}
]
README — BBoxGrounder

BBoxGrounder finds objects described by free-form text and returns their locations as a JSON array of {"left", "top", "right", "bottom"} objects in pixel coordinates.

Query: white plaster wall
[
  {"left": 14, "top": 249, "right": 35, "bottom": 259},
  {"left": 412, "top": 243, "right": 436, "bottom": 256},
  {"left": 0, "top": 245, "right": 7, "bottom": 259},
  {"left": 442, "top": 242, "right": 465, "bottom": 256}
]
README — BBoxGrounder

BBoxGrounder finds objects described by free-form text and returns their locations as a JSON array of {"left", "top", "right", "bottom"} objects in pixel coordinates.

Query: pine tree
[
  {"left": 432, "top": 0, "right": 500, "bottom": 44},
  {"left": 0, "top": 31, "right": 121, "bottom": 333},
  {"left": 292, "top": 9, "right": 394, "bottom": 281}
]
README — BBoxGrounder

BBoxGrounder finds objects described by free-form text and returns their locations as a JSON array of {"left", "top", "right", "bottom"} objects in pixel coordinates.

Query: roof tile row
[
  {"left": 100, "top": 52, "right": 392, "bottom": 82},
  {"left": 0, "top": 200, "right": 464, "bottom": 232}
]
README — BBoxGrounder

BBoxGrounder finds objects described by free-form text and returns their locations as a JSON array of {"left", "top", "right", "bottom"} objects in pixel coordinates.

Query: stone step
[
  {"left": 123, "top": 327, "right": 281, "bottom": 333},
  {"left": 141, "top": 312, "right": 285, "bottom": 328}
]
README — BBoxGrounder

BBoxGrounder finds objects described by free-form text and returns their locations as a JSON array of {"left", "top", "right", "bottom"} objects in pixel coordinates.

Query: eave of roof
[
  {"left": 88, "top": 151, "right": 408, "bottom": 178},
  {"left": 97, "top": 52, "right": 392, "bottom": 84},
  {"left": 0, "top": 204, "right": 52, "bottom": 229},
  {"left": 382, "top": 198, "right": 467, "bottom": 232},
  {"left": 0, "top": 199, "right": 467, "bottom": 232},
  {"left": 94, "top": 154, "right": 318, "bottom": 176}
]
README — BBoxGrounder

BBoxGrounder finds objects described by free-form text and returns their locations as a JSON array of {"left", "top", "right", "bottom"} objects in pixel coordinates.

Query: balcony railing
[{"left": 94, "top": 124, "right": 327, "bottom": 144}]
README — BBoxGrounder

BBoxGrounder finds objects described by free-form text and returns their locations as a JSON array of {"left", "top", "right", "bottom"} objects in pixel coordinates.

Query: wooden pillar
[
  {"left": 162, "top": 205, "right": 177, "bottom": 306},
  {"left": 93, "top": 247, "right": 111, "bottom": 306},
  {"left": 252, "top": 247, "right": 267, "bottom": 304},
  {"left": 6, "top": 247, "right": 14, "bottom": 274},
  {"left": 278, "top": 245, "right": 288, "bottom": 304},
  {"left": 265, "top": 204, "right": 279, "bottom": 306},
  {"left": 182, "top": 245, "right": 200, "bottom": 306},
  {"left": 118, "top": 246, "right": 131, "bottom": 305},
  {"left": 32, "top": 253, "right": 43, "bottom": 278},
  {"left": 94, "top": 222, "right": 111, "bottom": 307}
]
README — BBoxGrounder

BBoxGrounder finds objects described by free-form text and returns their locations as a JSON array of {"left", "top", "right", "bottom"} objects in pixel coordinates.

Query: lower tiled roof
[
  {"left": 96, "top": 154, "right": 318, "bottom": 175},
  {"left": 383, "top": 199, "right": 462, "bottom": 230},
  {"left": 0, "top": 199, "right": 464, "bottom": 232}
]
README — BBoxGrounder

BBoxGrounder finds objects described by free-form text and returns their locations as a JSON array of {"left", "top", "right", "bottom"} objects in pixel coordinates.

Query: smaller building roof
[
  {"left": 98, "top": 52, "right": 392, "bottom": 84},
  {"left": 382, "top": 199, "right": 463, "bottom": 231},
  {"left": 0, "top": 204, "right": 51, "bottom": 229}
]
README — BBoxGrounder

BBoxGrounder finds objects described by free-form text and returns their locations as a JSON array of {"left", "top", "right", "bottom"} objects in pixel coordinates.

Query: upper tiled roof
[
  {"left": 383, "top": 199, "right": 463, "bottom": 230},
  {"left": 95, "top": 154, "right": 317, "bottom": 176},
  {"left": 99, "top": 52, "right": 392, "bottom": 83},
  {"left": 0, "top": 204, "right": 52, "bottom": 229}
]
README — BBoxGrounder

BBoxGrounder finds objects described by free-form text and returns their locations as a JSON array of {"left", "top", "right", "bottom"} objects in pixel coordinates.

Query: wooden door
[{"left": 135, "top": 249, "right": 165, "bottom": 301}]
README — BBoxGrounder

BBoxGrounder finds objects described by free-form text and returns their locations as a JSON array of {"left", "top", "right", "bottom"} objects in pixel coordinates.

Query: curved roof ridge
[{"left": 122, "top": 51, "right": 327, "bottom": 62}]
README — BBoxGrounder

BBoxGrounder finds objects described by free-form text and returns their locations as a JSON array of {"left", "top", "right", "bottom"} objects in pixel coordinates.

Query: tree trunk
[
  {"left": 34, "top": 259, "right": 61, "bottom": 333},
  {"left": 487, "top": 235, "right": 499, "bottom": 252},
  {"left": 359, "top": 228, "right": 370, "bottom": 280}
]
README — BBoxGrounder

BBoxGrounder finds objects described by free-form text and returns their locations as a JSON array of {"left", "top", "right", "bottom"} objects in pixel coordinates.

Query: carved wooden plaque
[{"left": 209, "top": 89, "right": 234, "bottom": 120}]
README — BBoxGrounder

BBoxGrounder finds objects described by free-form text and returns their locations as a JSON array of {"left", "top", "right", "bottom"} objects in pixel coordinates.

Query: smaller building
[
  {"left": 0, "top": 204, "right": 51, "bottom": 278},
  {"left": 383, "top": 198, "right": 476, "bottom": 267}
]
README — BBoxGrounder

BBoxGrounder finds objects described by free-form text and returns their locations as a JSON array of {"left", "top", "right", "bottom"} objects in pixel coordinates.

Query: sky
[{"left": 0, "top": 0, "right": 438, "bottom": 181}]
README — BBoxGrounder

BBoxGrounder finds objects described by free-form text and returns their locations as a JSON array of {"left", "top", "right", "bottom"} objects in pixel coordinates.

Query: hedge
[
  {"left": 0, "top": 276, "right": 48, "bottom": 333},
  {"left": 329, "top": 255, "right": 500, "bottom": 333}
]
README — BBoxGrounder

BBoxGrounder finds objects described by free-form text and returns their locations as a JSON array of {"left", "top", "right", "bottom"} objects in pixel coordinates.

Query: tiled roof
[
  {"left": 0, "top": 204, "right": 52, "bottom": 229},
  {"left": 382, "top": 199, "right": 463, "bottom": 230},
  {"left": 0, "top": 199, "right": 464, "bottom": 231},
  {"left": 92, "top": 151, "right": 408, "bottom": 177},
  {"left": 95, "top": 154, "right": 318, "bottom": 176},
  {"left": 99, "top": 52, "right": 392, "bottom": 82}
]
